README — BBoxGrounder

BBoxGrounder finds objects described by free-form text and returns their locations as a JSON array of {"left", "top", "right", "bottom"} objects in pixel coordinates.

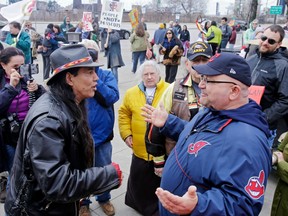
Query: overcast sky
[{"left": 0, "top": 0, "right": 277, "bottom": 15}]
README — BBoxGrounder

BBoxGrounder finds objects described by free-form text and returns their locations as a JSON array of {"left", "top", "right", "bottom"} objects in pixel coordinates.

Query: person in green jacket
[
  {"left": 5, "top": 21, "right": 31, "bottom": 64},
  {"left": 271, "top": 133, "right": 288, "bottom": 216},
  {"left": 60, "top": 16, "right": 74, "bottom": 41},
  {"left": 204, "top": 21, "right": 222, "bottom": 55},
  {"left": 243, "top": 19, "right": 258, "bottom": 45}
]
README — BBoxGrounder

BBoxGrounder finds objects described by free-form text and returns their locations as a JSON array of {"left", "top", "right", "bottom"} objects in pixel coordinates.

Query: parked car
[
  {"left": 117, "top": 29, "right": 130, "bottom": 39},
  {"left": 99, "top": 27, "right": 131, "bottom": 40},
  {"left": 235, "top": 20, "right": 248, "bottom": 32}
]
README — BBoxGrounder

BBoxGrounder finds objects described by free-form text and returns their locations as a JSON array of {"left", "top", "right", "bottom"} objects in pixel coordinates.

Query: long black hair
[{"left": 49, "top": 68, "right": 94, "bottom": 168}]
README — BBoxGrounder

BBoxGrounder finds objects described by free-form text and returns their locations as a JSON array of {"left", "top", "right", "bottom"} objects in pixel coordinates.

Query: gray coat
[{"left": 107, "top": 30, "right": 125, "bottom": 68}]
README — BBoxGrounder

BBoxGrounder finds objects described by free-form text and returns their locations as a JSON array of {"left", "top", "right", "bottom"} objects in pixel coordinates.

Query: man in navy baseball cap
[
  {"left": 193, "top": 52, "right": 252, "bottom": 86},
  {"left": 143, "top": 48, "right": 271, "bottom": 216}
]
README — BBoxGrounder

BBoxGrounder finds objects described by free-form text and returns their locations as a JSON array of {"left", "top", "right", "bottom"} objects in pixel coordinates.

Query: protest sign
[
  {"left": 99, "top": 0, "right": 124, "bottom": 30},
  {"left": 248, "top": 85, "right": 265, "bottom": 105},
  {"left": 128, "top": 8, "right": 139, "bottom": 29},
  {"left": 0, "top": 0, "right": 36, "bottom": 31},
  {"left": 0, "top": 0, "right": 36, "bottom": 22},
  {"left": 82, "top": 12, "right": 93, "bottom": 32}
]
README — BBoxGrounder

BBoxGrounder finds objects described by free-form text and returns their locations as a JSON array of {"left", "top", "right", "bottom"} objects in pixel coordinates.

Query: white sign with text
[{"left": 99, "top": 0, "right": 124, "bottom": 30}]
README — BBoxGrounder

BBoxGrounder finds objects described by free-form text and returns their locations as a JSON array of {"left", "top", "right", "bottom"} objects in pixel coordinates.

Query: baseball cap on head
[
  {"left": 47, "top": 44, "right": 103, "bottom": 85},
  {"left": 187, "top": 41, "right": 212, "bottom": 61},
  {"left": 192, "top": 53, "right": 252, "bottom": 86}
]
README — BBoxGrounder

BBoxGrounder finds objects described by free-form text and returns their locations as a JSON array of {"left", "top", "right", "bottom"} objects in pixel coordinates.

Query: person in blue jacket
[
  {"left": 79, "top": 39, "right": 119, "bottom": 216},
  {"left": 5, "top": 21, "right": 31, "bottom": 64},
  {"left": 142, "top": 53, "right": 272, "bottom": 216}
]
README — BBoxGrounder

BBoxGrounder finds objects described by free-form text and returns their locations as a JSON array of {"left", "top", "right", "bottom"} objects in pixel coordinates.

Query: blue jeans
[
  {"left": 5, "top": 145, "right": 16, "bottom": 192},
  {"left": 132, "top": 51, "right": 146, "bottom": 73},
  {"left": 5, "top": 145, "right": 15, "bottom": 172},
  {"left": 111, "top": 67, "right": 118, "bottom": 83},
  {"left": 94, "top": 142, "right": 112, "bottom": 203},
  {"left": 219, "top": 39, "right": 229, "bottom": 52},
  {"left": 81, "top": 142, "right": 113, "bottom": 206}
]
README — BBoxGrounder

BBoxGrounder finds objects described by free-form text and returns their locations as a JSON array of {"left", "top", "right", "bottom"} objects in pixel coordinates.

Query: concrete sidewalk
[{"left": 0, "top": 22, "right": 278, "bottom": 215}]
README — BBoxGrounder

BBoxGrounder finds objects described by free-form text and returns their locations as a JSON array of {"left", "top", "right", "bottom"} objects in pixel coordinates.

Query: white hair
[
  {"left": 79, "top": 39, "right": 100, "bottom": 52},
  {"left": 136, "top": 60, "right": 161, "bottom": 76}
]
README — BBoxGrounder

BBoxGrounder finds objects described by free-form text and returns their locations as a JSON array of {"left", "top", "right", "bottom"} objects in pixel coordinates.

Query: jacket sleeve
[
  {"left": 160, "top": 114, "right": 187, "bottom": 141},
  {"left": 129, "top": 33, "right": 135, "bottom": 43},
  {"left": 277, "top": 135, "right": 288, "bottom": 184},
  {"left": 28, "top": 117, "right": 120, "bottom": 202},
  {"left": 49, "top": 37, "right": 58, "bottom": 45},
  {"left": 118, "top": 91, "right": 132, "bottom": 141},
  {"left": 0, "top": 84, "right": 19, "bottom": 114},
  {"left": 4, "top": 34, "right": 11, "bottom": 45},
  {"left": 264, "top": 64, "right": 288, "bottom": 125},
  {"left": 229, "top": 31, "right": 236, "bottom": 42},
  {"left": 94, "top": 70, "right": 119, "bottom": 107},
  {"left": 54, "top": 33, "right": 66, "bottom": 42},
  {"left": 205, "top": 27, "right": 212, "bottom": 38},
  {"left": 17, "top": 33, "right": 31, "bottom": 51}
]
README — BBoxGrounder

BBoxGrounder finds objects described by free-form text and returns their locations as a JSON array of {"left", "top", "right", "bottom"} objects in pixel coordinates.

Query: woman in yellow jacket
[
  {"left": 118, "top": 60, "right": 169, "bottom": 216},
  {"left": 205, "top": 20, "right": 222, "bottom": 55}
]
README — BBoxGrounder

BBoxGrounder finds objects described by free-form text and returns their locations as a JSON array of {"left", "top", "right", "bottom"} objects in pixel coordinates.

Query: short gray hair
[{"left": 137, "top": 60, "right": 161, "bottom": 77}]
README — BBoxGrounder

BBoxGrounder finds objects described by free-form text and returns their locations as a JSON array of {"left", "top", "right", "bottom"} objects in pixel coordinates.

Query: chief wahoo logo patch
[
  {"left": 245, "top": 170, "right": 265, "bottom": 199},
  {"left": 188, "top": 140, "right": 210, "bottom": 157}
]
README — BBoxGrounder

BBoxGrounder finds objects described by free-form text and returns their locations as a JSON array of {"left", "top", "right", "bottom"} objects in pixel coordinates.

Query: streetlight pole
[{"left": 274, "top": 0, "right": 280, "bottom": 24}]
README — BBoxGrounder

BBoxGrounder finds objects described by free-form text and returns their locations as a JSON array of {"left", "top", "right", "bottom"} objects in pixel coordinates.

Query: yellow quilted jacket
[{"left": 118, "top": 79, "right": 169, "bottom": 161}]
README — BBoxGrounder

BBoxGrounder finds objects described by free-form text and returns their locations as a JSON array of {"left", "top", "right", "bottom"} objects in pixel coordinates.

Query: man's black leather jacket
[{"left": 5, "top": 92, "right": 120, "bottom": 215}]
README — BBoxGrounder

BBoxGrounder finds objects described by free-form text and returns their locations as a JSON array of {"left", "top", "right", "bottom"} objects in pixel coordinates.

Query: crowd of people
[{"left": 0, "top": 15, "right": 288, "bottom": 216}]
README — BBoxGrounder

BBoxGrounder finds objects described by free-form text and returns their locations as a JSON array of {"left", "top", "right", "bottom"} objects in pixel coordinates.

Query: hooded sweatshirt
[
  {"left": 159, "top": 99, "right": 271, "bottom": 216},
  {"left": 60, "top": 16, "right": 74, "bottom": 37}
]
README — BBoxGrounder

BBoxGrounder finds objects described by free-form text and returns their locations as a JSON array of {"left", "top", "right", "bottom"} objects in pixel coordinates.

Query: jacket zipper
[{"left": 251, "top": 54, "right": 262, "bottom": 83}]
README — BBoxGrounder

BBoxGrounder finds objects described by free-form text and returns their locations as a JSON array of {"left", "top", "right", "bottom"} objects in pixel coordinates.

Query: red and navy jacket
[{"left": 159, "top": 99, "right": 271, "bottom": 216}]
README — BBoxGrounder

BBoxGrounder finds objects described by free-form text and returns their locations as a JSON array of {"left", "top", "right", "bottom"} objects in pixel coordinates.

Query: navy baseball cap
[
  {"left": 187, "top": 41, "right": 212, "bottom": 61},
  {"left": 192, "top": 53, "right": 252, "bottom": 86}
]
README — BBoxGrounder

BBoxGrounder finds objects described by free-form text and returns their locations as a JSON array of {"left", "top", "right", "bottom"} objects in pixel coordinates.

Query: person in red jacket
[{"left": 228, "top": 26, "right": 237, "bottom": 49}]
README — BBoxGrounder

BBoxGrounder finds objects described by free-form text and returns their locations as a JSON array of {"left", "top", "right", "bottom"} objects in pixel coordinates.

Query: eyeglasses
[
  {"left": 200, "top": 75, "right": 237, "bottom": 85},
  {"left": 260, "top": 35, "right": 278, "bottom": 45},
  {"left": 166, "top": 32, "right": 172, "bottom": 35}
]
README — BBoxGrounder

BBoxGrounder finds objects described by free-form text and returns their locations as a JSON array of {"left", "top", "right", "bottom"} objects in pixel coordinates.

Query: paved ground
[{"left": 0, "top": 22, "right": 278, "bottom": 215}]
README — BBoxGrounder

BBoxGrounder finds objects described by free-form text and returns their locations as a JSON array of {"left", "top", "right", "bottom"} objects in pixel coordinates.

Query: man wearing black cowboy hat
[{"left": 5, "top": 44, "right": 122, "bottom": 216}]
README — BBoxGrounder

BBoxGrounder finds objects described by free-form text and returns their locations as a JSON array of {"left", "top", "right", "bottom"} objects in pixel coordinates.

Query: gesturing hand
[
  {"left": 141, "top": 102, "right": 168, "bottom": 128},
  {"left": 156, "top": 186, "right": 198, "bottom": 215}
]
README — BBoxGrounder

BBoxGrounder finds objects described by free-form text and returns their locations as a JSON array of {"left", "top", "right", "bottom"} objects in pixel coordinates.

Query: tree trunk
[{"left": 248, "top": 0, "right": 258, "bottom": 23}]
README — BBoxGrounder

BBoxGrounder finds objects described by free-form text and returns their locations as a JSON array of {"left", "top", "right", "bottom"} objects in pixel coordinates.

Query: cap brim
[
  {"left": 187, "top": 53, "right": 211, "bottom": 61},
  {"left": 46, "top": 62, "right": 103, "bottom": 85},
  {"left": 192, "top": 64, "right": 222, "bottom": 76}
]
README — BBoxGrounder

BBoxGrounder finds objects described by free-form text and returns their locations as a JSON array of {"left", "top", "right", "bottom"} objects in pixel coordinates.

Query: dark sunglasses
[
  {"left": 166, "top": 32, "right": 172, "bottom": 35},
  {"left": 260, "top": 35, "right": 278, "bottom": 45}
]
